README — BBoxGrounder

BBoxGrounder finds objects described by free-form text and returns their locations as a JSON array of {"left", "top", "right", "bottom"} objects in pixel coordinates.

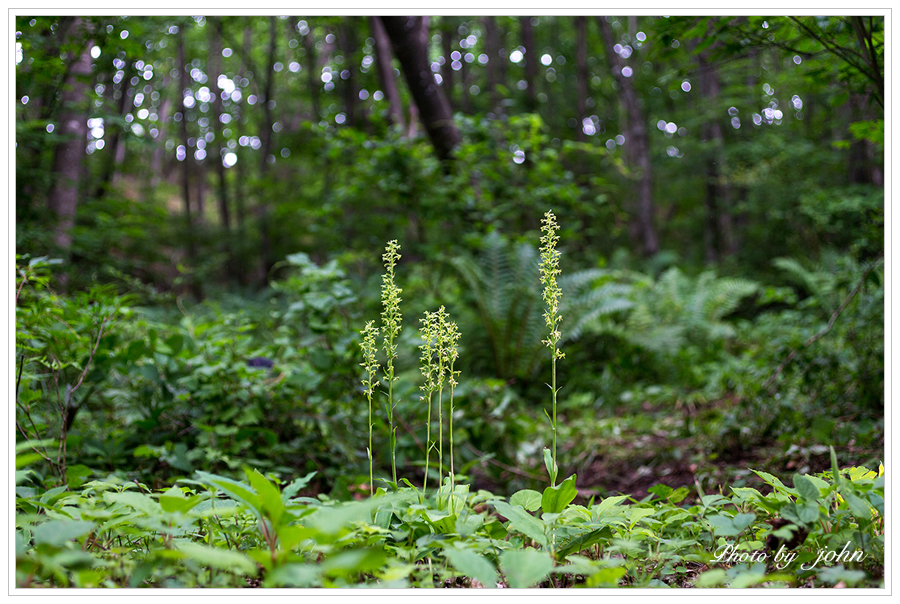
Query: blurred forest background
[{"left": 15, "top": 15, "right": 883, "bottom": 498}]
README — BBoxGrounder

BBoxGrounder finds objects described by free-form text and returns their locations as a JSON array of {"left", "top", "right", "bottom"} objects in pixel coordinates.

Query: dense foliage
[{"left": 15, "top": 13, "right": 883, "bottom": 589}]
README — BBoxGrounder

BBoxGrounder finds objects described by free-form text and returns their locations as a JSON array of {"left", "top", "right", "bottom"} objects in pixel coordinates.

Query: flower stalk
[
  {"left": 381, "top": 241, "right": 402, "bottom": 486},
  {"left": 539, "top": 210, "right": 565, "bottom": 486}
]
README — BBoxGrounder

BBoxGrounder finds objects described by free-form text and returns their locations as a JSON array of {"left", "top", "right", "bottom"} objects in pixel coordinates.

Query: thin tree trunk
[
  {"left": 380, "top": 16, "right": 461, "bottom": 162},
  {"left": 151, "top": 75, "right": 171, "bottom": 188},
  {"left": 696, "top": 47, "right": 734, "bottom": 262},
  {"left": 178, "top": 27, "right": 203, "bottom": 299},
  {"left": 94, "top": 69, "right": 130, "bottom": 199},
  {"left": 257, "top": 17, "right": 278, "bottom": 279},
  {"left": 208, "top": 17, "right": 231, "bottom": 232},
  {"left": 575, "top": 16, "right": 588, "bottom": 141},
  {"left": 520, "top": 17, "right": 537, "bottom": 112},
  {"left": 340, "top": 19, "right": 360, "bottom": 128},
  {"left": 370, "top": 16, "right": 406, "bottom": 130},
  {"left": 302, "top": 23, "right": 320, "bottom": 122},
  {"left": 597, "top": 16, "right": 658, "bottom": 256},
  {"left": 442, "top": 18, "right": 455, "bottom": 108},
  {"left": 47, "top": 17, "right": 91, "bottom": 264},
  {"left": 483, "top": 16, "right": 500, "bottom": 113}
]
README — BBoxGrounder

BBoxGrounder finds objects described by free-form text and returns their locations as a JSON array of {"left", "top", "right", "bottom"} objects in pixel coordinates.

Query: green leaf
[
  {"left": 196, "top": 471, "right": 262, "bottom": 518},
  {"left": 841, "top": 489, "right": 872, "bottom": 522},
  {"left": 105, "top": 491, "right": 161, "bottom": 515},
  {"left": 792, "top": 474, "right": 821, "bottom": 502},
  {"left": 707, "top": 514, "right": 741, "bottom": 536},
  {"left": 492, "top": 501, "right": 548, "bottom": 547},
  {"left": 321, "top": 548, "right": 387, "bottom": 578},
  {"left": 593, "top": 495, "right": 629, "bottom": 516},
  {"left": 265, "top": 563, "right": 321, "bottom": 587},
  {"left": 694, "top": 568, "right": 727, "bottom": 587},
  {"left": 555, "top": 527, "right": 613, "bottom": 560},
  {"left": 585, "top": 565, "right": 627, "bottom": 587},
  {"left": 159, "top": 487, "right": 203, "bottom": 515},
  {"left": 510, "top": 489, "right": 543, "bottom": 512},
  {"left": 33, "top": 520, "right": 96, "bottom": 548},
  {"left": 543, "top": 448, "right": 558, "bottom": 485},
  {"left": 499, "top": 549, "right": 553, "bottom": 588},
  {"left": 541, "top": 474, "right": 578, "bottom": 514},
  {"left": 176, "top": 540, "right": 257, "bottom": 576},
  {"left": 443, "top": 548, "right": 498, "bottom": 587},
  {"left": 245, "top": 468, "right": 285, "bottom": 526},
  {"left": 732, "top": 512, "right": 756, "bottom": 533}
]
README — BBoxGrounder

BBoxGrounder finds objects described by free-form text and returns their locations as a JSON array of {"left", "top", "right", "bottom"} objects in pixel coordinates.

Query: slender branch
[
  {"left": 16, "top": 274, "right": 28, "bottom": 304},
  {"left": 15, "top": 420, "right": 54, "bottom": 465},
  {"left": 762, "top": 258, "right": 882, "bottom": 392}
]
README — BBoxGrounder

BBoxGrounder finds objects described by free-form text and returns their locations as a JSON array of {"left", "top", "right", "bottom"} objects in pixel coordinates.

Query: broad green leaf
[
  {"left": 555, "top": 527, "right": 613, "bottom": 561},
  {"left": 176, "top": 540, "right": 257, "bottom": 576},
  {"left": 729, "top": 571, "right": 767, "bottom": 588},
  {"left": 593, "top": 495, "right": 629, "bottom": 517},
  {"left": 246, "top": 468, "right": 285, "bottom": 526},
  {"left": 492, "top": 501, "right": 548, "bottom": 547},
  {"left": 33, "top": 520, "right": 96, "bottom": 548},
  {"left": 196, "top": 471, "right": 262, "bottom": 518},
  {"left": 585, "top": 565, "right": 627, "bottom": 587},
  {"left": 732, "top": 512, "right": 756, "bottom": 533},
  {"left": 541, "top": 474, "right": 578, "bottom": 514},
  {"left": 706, "top": 514, "right": 740, "bottom": 536},
  {"left": 321, "top": 548, "right": 387, "bottom": 578},
  {"left": 159, "top": 487, "right": 202, "bottom": 515},
  {"left": 105, "top": 491, "right": 161, "bottom": 515},
  {"left": 499, "top": 548, "right": 553, "bottom": 588},
  {"left": 510, "top": 489, "right": 543, "bottom": 512},
  {"left": 841, "top": 489, "right": 872, "bottom": 522},
  {"left": 694, "top": 568, "right": 727, "bottom": 587},
  {"left": 817, "top": 565, "right": 867, "bottom": 586},
  {"left": 793, "top": 474, "right": 821, "bottom": 502},
  {"left": 265, "top": 563, "right": 321, "bottom": 587},
  {"left": 443, "top": 548, "right": 498, "bottom": 587},
  {"left": 627, "top": 507, "right": 656, "bottom": 528}
]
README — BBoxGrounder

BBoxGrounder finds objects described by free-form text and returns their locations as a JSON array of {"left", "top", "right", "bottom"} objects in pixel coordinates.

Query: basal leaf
[
  {"left": 492, "top": 501, "right": 548, "bottom": 547},
  {"left": 443, "top": 547, "right": 498, "bottom": 587},
  {"left": 541, "top": 474, "right": 578, "bottom": 514},
  {"left": 499, "top": 548, "right": 553, "bottom": 588},
  {"left": 510, "top": 489, "right": 543, "bottom": 512}
]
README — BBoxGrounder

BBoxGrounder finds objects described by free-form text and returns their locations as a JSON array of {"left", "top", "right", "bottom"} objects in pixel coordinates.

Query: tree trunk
[
  {"left": 597, "top": 17, "right": 658, "bottom": 257},
  {"left": 696, "top": 46, "right": 735, "bottom": 262},
  {"left": 208, "top": 17, "right": 231, "bottom": 233},
  {"left": 47, "top": 17, "right": 91, "bottom": 263},
  {"left": 380, "top": 16, "right": 461, "bottom": 162},
  {"left": 370, "top": 16, "right": 405, "bottom": 129},
  {"left": 520, "top": 17, "right": 537, "bottom": 112},
  {"left": 178, "top": 27, "right": 203, "bottom": 299},
  {"left": 483, "top": 16, "right": 500, "bottom": 113},
  {"left": 94, "top": 68, "right": 130, "bottom": 199},
  {"left": 441, "top": 18, "right": 455, "bottom": 108},
  {"left": 302, "top": 23, "right": 320, "bottom": 122},
  {"left": 340, "top": 19, "right": 361, "bottom": 128},
  {"left": 575, "top": 16, "right": 588, "bottom": 141},
  {"left": 257, "top": 17, "right": 278, "bottom": 279}
]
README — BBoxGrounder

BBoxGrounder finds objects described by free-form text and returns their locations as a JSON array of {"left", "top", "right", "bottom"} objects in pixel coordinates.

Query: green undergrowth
[{"left": 15, "top": 445, "right": 884, "bottom": 588}]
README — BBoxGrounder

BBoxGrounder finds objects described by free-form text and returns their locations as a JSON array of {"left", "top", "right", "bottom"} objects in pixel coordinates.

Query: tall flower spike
[
  {"left": 360, "top": 321, "right": 380, "bottom": 496},
  {"left": 380, "top": 240, "right": 402, "bottom": 486},
  {"left": 539, "top": 210, "right": 564, "bottom": 487}
]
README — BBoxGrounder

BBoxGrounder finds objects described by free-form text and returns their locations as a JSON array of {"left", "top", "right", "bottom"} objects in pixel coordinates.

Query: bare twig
[
  {"left": 762, "top": 258, "right": 882, "bottom": 393},
  {"left": 57, "top": 313, "right": 112, "bottom": 484}
]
